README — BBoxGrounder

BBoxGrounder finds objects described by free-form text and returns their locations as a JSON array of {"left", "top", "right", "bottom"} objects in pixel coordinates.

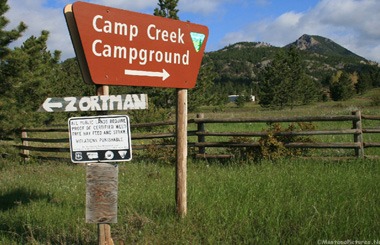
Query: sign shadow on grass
[{"left": 0, "top": 187, "right": 50, "bottom": 211}]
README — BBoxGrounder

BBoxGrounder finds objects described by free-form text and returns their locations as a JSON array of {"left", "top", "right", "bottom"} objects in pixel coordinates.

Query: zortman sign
[
  {"left": 64, "top": 2, "right": 209, "bottom": 88},
  {"left": 38, "top": 94, "right": 147, "bottom": 112}
]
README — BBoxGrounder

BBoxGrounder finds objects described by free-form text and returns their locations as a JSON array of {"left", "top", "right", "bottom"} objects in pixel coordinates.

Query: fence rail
[{"left": 17, "top": 111, "right": 380, "bottom": 161}]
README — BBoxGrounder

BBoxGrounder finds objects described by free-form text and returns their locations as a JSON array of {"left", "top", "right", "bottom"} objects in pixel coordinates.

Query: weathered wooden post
[
  {"left": 95, "top": 85, "right": 115, "bottom": 245},
  {"left": 86, "top": 162, "right": 118, "bottom": 245},
  {"left": 352, "top": 110, "right": 364, "bottom": 158},
  {"left": 176, "top": 88, "right": 188, "bottom": 217},
  {"left": 197, "top": 113, "right": 206, "bottom": 155},
  {"left": 21, "top": 128, "right": 30, "bottom": 162}
]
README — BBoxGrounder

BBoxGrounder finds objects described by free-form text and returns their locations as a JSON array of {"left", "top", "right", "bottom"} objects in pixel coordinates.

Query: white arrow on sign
[
  {"left": 42, "top": 98, "right": 63, "bottom": 112},
  {"left": 124, "top": 69, "right": 170, "bottom": 81}
]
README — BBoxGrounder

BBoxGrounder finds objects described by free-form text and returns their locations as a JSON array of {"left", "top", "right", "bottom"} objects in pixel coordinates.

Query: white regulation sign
[{"left": 68, "top": 115, "right": 132, "bottom": 163}]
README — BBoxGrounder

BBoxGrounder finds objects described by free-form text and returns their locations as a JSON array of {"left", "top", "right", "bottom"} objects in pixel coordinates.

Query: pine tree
[
  {"left": 329, "top": 71, "right": 356, "bottom": 101},
  {"left": 0, "top": 0, "right": 28, "bottom": 136},
  {"left": 154, "top": 0, "right": 179, "bottom": 20},
  {"left": 0, "top": 0, "right": 27, "bottom": 59},
  {"left": 188, "top": 63, "right": 217, "bottom": 111},
  {"left": 258, "top": 47, "right": 320, "bottom": 109},
  {"left": 0, "top": 31, "right": 62, "bottom": 134},
  {"left": 355, "top": 71, "right": 372, "bottom": 94},
  {"left": 0, "top": 0, "right": 27, "bottom": 95}
]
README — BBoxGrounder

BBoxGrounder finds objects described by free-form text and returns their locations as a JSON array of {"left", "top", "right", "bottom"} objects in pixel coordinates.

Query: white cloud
[
  {"left": 220, "top": 0, "right": 380, "bottom": 62},
  {"left": 7, "top": 0, "right": 74, "bottom": 59},
  {"left": 6, "top": 0, "right": 380, "bottom": 62},
  {"left": 220, "top": 11, "right": 305, "bottom": 48},
  {"left": 6, "top": 0, "right": 230, "bottom": 60},
  {"left": 6, "top": 1, "right": 165, "bottom": 60}
]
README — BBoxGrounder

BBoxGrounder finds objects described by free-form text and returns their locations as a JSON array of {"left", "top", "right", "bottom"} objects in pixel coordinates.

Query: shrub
[
  {"left": 136, "top": 137, "right": 176, "bottom": 165},
  {"left": 227, "top": 122, "right": 315, "bottom": 162},
  {"left": 370, "top": 95, "right": 380, "bottom": 106},
  {"left": 227, "top": 136, "right": 258, "bottom": 163}
]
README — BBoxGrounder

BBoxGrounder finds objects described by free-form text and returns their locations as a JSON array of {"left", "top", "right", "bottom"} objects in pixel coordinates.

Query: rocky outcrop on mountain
[
  {"left": 293, "top": 34, "right": 320, "bottom": 50},
  {"left": 287, "top": 34, "right": 365, "bottom": 61}
]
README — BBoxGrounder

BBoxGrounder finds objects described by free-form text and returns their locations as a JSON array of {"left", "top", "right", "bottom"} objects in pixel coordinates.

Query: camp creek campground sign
[{"left": 64, "top": 1, "right": 209, "bottom": 88}]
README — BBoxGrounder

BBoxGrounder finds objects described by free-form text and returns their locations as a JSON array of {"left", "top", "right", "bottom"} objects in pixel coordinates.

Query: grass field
[
  {"left": 1, "top": 89, "right": 380, "bottom": 244},
  {"left": 1, "top": 157, "right": 379, "bottom": 244}
]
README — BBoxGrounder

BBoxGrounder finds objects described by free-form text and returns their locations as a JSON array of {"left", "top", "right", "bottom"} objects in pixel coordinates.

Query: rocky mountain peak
[
  {"left": 294, "top": 34, "right": 320, "bottom": 50},
  {"left": 286, "top": 34, "right": 364, "bottom": 60}
]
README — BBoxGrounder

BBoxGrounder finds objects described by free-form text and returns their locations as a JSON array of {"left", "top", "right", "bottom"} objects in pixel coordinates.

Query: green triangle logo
[{"left": 190, "top": 32, "right": 206, "bottom": 52}]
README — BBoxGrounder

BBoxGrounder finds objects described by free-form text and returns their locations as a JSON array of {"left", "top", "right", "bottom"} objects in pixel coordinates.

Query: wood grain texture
[
  {"left": 86, "top": 163, "right": 118, "bottom": 223},
  {"left": 176, "top": 89, "right": 187, "bottom": 217}
]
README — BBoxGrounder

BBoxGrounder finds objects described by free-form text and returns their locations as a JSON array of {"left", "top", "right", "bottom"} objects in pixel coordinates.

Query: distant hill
[
  {"left": 286, "top": 34, "right": 365, "bottom": 61},
  {"left": 204, "top": 34, "right": 379, "bottom": 93}
]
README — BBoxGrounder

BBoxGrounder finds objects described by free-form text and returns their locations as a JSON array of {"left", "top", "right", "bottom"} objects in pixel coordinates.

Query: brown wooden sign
[
  {"left": 86, "top": 163, "right": 118, "bottom": 223},
  {"left": 64, "top": 2, "right": 209, "bottom": 88}
]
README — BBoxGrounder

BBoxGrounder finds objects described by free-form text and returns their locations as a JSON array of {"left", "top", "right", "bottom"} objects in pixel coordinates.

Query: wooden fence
[{"left": 18, "top": 111, "right": 380, "bottom": 161}]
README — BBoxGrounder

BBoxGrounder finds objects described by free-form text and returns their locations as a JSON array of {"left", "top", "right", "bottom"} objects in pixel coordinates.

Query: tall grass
[
  {"left": 1, "top": 157, "right": 379, "bottom": 244},
  {"left": 1, "top": 89, "right": 379, "bottom": 243}
]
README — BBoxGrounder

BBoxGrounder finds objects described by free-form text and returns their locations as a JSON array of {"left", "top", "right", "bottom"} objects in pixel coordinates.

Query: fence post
[
  {"left": 197, "top": 113, "right": 206, "bottom": 155},
  {"left": 352, "top": 110, "right": 364, "bottom": 158},
  {"left": 21, "top": 128, "right": 30, "bottom": 162}
]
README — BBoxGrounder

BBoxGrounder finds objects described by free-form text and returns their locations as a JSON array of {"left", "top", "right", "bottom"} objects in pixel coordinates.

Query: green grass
[
  {"left": 1, "top": 89, "right": 380, "bottom": 243},
  {"left": 1, "top": 157, "right": 379, "bottom": 244}
]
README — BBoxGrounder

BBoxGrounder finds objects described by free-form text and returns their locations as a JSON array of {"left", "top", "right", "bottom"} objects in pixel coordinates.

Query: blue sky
[{"left": 7, "top": 0, "right": 380, "bottom": 62}]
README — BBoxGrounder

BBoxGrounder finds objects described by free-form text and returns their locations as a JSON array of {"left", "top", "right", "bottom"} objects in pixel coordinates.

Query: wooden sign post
[
  {"left": 176, "top": 89, "right": 188, "bottom": 217},
  {"left": 95, "top": 85, "right": 114, "bottom": 245},
  {"left": 67, "top": 85, "right": 133, "bottom": 244},
  {"left": 86, "top": 163, "right": 118, "bottom": 245},
  {"left": 64, "top": 0, "right": 208, "bottom": 224}
]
